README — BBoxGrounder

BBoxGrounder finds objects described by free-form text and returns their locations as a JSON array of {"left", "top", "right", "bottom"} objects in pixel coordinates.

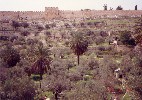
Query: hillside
[{"left": 0, "top": 16, "right": 142, "bottom": 100}]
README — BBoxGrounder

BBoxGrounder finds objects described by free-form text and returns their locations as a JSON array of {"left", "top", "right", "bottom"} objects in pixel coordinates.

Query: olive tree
[{"left": 0, "top": 44, "right": 20, "bottom": 68}]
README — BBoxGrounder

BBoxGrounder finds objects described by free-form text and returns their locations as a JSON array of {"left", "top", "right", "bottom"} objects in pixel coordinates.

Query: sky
[{"left": 0, "top": 0, "right": 141, "bottom": 11}]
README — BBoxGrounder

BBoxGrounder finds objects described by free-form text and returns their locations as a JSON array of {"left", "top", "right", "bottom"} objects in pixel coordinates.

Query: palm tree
[
  {"left": 70, "top": 32, "right": 88, "bottom": 65},
  {"left": 25, "top": 42, "right": 51, "bottom": 88},
  {"left": 31, "top": 57, "right": 51, "bottom": 80}
]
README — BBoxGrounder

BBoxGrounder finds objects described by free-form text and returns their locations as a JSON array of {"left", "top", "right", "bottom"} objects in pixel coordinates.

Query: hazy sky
[{"left": 0, "top": 0, "right": 141, "bottom": 11}]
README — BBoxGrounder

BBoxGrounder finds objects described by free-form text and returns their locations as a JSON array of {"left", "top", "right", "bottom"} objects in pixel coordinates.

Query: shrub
[
  {"left": 64, "top": 40, "right": 70, "bottom": 47},
  {"left": 0, "top": 68, "right": 36, "bottom": 100},
  {"left": 64, "top": 23, "right": 70, "bottom": 28},
  {"left": 66, "top": 80, "right": 107, "bottom": 100},
  {"left": 0, "top": 45, "right": 20, "bottom": 68},
  {"left": 95, "top": 36, "right": 105, "bottom": 45},
  {"left": 80, "top": 22, "right": 85, "bottom": 27},
  {"left": 97, "top": 46, "right": 106, "bottom": 51},
  {"left": 87, "top": 22, "right": 92, "bottom": 26},
  {"left": 44, "top": 75, "right": 71, "bottom": 100},
  {"left": 21, "top": 22, "right": 29, "bottom": 28},
  {"left": 87, "top": 59, "right": 99, "bottom": 70},
  {"left": 72, "top": 23, "right": 76, "bottom": 27},
  {"left": 13, "top": 37, "right": 26, "bottom": 45},
  {"left": 120, "top": 31, "right": 136, "bottom": 46},
  {"left": 26, "top": 39, "right": 36, "bottom": 45},
  {"left": 105, "top": 46, "right": 113, "bottom": 51},
  {"left": 44, "top": 31, "right": 51, "bottom": 37},
  {"left": 121, "top": 54, "right": 142, "bottom": 99},
  {"left": 100, "top": 31, "right": 108, "bottom": 37},
  {"left": 0, "top": 36, "right": 9, "bottom": 41},
  {"left": 11, "top": 20, "right": 20, "bottom": 30},
  {"left": 68, "top": 72, "right": 83, "bottom": 81},
  {"left": 128, "top": 38, "right": 136, "bottom": 46},
  {"left": 36, "top": 24, "right": 44, "bottom": 31},
  {"left": 50, "top": 23, "right": 56, "bottom": 28},
  {"left": 21, "top": 31, "right": 30, "bottom": 36},
  {"left": 10, "top": 36, "right": 18, "bottom": 42},
  {"left": 86, "top": 30, "right": 94, "bottom": 36},
  {"left": 66, "top": 60, "right": 75, "bottom": 70},
  {"left": 45, "top": 24, "right": 50, "bottom": 29}
]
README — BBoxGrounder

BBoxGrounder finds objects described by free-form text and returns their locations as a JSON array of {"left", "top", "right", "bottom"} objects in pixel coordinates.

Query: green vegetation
[{"left": 0, "top": 17, "right": 142, "bottom": 100}]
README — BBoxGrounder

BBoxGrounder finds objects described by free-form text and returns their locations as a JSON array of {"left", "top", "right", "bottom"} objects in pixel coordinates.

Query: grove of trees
[{"left": 0, "top": 16, "right": 142, "bottom": 100}]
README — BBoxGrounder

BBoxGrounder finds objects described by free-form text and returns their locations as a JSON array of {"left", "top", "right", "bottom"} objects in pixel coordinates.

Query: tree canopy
[{"left": 70, "top": 31, "right": 88, "bottom": 65}]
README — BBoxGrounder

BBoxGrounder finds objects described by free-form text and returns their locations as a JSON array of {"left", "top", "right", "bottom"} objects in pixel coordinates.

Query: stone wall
[
  {"left": 0, "top": 7, "right": 142, "bottom": 21},
  {"left": 0, "top": 11, "right": 44, "bottom": 21},
  {"left": 44, "top": 7, "right": 60, "bottom": 20}
]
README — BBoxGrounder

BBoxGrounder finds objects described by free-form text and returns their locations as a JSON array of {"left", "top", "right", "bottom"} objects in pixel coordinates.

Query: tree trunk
[
  {"left": 55, "top": 92, "right": 59, "bottom": 100},
  {"left": 77, "top": 55, "right": 80, "bottom": 65},
  {"left": 40, "top": 80, "right": 41, "bottom": 88},
  {"left": 39, "top": 75, "right": 42, "bottom": 88}
]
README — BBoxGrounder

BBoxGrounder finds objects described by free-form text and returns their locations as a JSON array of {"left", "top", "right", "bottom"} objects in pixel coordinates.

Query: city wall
[{"left": 0, "top": 7, "right": 142, "bottom": 21}]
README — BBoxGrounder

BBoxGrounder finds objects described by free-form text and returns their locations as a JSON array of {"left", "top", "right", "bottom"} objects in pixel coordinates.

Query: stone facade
[{"left": 0, "top": 7, "right": 142, "bottom": 21}]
